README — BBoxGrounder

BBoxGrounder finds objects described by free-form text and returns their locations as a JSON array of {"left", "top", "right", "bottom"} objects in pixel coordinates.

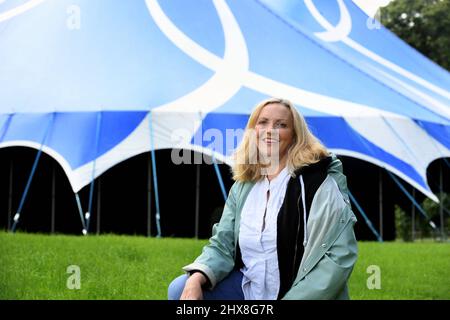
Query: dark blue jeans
[{"left": 168, "top": 270, "right": 245, "bottom": 300}]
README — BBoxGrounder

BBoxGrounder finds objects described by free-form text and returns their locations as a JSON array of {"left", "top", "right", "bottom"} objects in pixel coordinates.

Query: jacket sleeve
[
  {"left": 282, "top": 218, "right": 358, "bottom": 300},
  {"left": 182, "top": 182, "right": 239, "bottom": 288}
]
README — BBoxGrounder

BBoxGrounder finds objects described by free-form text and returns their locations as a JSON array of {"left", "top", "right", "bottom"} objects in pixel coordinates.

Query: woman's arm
[
  {"left": 180, "top": 272, "right": 208, "bottom": 300},
  {"left": 182, "top": 182, "right": 240, "bottom": 289}
]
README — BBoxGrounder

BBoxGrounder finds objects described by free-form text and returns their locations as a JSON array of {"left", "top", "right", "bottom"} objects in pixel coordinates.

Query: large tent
[{"left": 1, "top": 0, "right": 449, "bottom": 235}]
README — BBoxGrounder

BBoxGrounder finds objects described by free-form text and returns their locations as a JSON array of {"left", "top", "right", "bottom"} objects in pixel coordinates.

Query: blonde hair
[{"left": 231, "top": 97, "right": 329, "bottom": 182}]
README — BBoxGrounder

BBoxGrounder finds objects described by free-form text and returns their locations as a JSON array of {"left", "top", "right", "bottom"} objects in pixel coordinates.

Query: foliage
[
  {"left": 421, "top": 192, "right": 450, "bottom": 239},
  {"left": 381, "top": 0, "right": 450, "bottom": 71},
  {"left": 394, "top": 193, "right": 449, "bottom": 241},
  {"left": 395, "top": 204, "right": 412, "bottom": 241}
]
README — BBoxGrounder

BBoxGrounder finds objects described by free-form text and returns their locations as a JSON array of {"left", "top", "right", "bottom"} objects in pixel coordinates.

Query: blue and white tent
[{"left": 0, "top": 0, "right": 449, "bottom": 203}]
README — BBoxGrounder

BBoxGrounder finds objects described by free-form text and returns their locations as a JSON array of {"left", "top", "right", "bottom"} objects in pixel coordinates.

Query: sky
[{"left": 352, "top": 0, "right": 394, "bottom": 17}]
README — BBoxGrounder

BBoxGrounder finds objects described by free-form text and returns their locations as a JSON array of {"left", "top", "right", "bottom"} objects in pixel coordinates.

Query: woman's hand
[{"left": 180, "top": 272, "right": 207, "bottom": 300}]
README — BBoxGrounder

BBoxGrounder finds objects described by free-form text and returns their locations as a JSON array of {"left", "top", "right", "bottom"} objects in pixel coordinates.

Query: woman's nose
[{"left": 267, "top": 127, "right": 279, "bottom": 134}]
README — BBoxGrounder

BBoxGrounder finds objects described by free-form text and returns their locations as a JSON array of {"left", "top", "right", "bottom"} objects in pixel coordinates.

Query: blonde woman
[{"left": 168, "top": 98, "right": 358, "bottom": 300}]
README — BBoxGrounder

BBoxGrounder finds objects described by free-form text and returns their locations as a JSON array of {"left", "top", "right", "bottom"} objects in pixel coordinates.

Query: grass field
[{"left": 0, "top": 232, "right": 449, "bottom": 300}]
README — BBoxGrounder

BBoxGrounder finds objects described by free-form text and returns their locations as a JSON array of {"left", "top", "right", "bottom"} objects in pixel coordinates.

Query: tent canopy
[{"left": 0, "top": 0, "right": 449, "bottom": 201}]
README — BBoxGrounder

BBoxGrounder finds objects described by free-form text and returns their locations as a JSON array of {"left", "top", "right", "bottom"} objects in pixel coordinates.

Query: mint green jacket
[{"left": 183, "top": 154, "right": 358, "bottom": 300}]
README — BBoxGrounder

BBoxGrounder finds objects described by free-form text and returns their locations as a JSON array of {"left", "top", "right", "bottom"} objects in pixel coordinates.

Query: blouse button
[{"left": 321, "top": 243, "right": 327, "bottom": 248}]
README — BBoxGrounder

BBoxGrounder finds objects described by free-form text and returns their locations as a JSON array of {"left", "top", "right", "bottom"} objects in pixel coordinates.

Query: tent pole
[
  {"left": 194, "top": 112, "right": 204, "bottom": 239},
  {"left": 435, "top": 161, "right": 450, "bottom": 217},
  {"left": 96, "top": 176, "right": 101, "bottom": 235},
  {"left": 412, "top": 188, "right": 415, "bottom": 241},
  {"left": 149, "top": 111, "right": 162, "bottom": 237},
  {"left": 7, "top": 159, "right": 13, "bottom": 231},
  {"left": 51, "top": 162, "right": 56, "bottom": 234},
  {"left": 86, "top": 112, "right": 102, "bottom": 234},
  {"left": 11, "top": 114, "right": 54, "bottom": 233},
  {"left": 195, "top": 110, "right": 228, "bottom": 237},
  {"left": 349, "top": 190, "right": 382, "bottom": 242},
  {"left": 0, "top": 114, "right": 13, "bottom": 142},
  {"left": 147, "top": 153, "right": 152, "bottom": 237},
  {"left": 378, "top": 168, "right": 383, "bottom": 241},
  {"left": 195, "top": 163, "right": 200, "bottom": 239},
  {"left": 444, "top": 158, "right": 450, "bottom": 170},
  {"left": 439, "top": 162, "right": 445, "bottom": 241},
  {"left": 387, "top": 171, "right": 436, "bottom": 230},
  {"left": 3, "top": 115, "right": 13, "bottom": 231},
  {"left": 74, "top": 192, "right": 87, "bottom": 235},
  {"left": 213, "top": 159, "right": 227, "bottom": 202},
  {"left": 11, "top": 149, "right": 41, "bottom": 232}
]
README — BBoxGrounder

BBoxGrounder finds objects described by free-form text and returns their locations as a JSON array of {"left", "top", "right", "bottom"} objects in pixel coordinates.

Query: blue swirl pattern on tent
[{"left": 0, "top": 0, "right": 449, "bottom": 200}]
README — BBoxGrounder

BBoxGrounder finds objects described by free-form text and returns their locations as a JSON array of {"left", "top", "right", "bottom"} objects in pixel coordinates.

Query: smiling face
[{"left": 254, "top": 102, "right": 294, "bottom": 165}]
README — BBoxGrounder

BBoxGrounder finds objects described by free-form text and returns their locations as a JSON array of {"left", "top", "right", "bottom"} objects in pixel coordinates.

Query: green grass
[
  {"left": 0, "top": 232, "right": 449, "bottom": 299},
  {"left": 349, "top": 241, "right": 450, "bottom": 299}
]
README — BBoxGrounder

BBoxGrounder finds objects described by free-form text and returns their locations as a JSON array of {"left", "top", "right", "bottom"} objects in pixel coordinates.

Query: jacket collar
[{"left": 293, "top": 155, "right": 332, "bottom": 177}]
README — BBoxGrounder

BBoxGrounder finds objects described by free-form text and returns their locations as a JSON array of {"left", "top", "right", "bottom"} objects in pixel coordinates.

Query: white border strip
[
  {"left": 329, "top": 148, "right": 440, "bottom": 202},
  {"left": 0, "top": 0, "right": 47, "bottom": 23}
]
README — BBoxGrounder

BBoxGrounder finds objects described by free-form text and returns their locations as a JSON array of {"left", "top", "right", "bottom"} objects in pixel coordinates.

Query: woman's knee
[{"left": 167, "top": 274, "right": 188, "bottom": 300}]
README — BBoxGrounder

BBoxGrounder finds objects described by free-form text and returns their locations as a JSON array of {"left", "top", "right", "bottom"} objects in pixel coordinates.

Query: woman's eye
[{"left": 276, "top": 123, "right": 287, "bottom": 128}]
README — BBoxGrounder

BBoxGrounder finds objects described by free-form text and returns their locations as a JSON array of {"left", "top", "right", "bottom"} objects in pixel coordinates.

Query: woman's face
[{"left": 255, "top": 103, "right": 294, "bottom": 163}]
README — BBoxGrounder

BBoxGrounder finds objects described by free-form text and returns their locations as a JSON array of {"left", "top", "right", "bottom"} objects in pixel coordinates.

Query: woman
[{"left": 168, "top": 98, "right": 358, "bottom": 300}]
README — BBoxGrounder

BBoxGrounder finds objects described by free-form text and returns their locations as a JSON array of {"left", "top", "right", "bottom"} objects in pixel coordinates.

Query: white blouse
[{"left": 238, "top": 166, "right": 291, "bottom": 300}]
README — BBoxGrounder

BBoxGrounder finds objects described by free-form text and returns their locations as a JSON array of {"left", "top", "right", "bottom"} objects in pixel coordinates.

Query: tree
[
  {"left": 395, "top": 193, "right": 449, "bottom": 241},
  {"left": 381, "top": 0, "right": 450, "bottom": 71},
  {"left": 395, "top": 205, "right": 412, "bottom": 241},
  {"left": 421, "top": 192, "right": 449, "bottom": 240}
]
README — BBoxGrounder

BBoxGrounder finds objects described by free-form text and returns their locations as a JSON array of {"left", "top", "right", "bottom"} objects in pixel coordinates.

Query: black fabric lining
[{"left": 276, "top": 156, "right": 331, "bottom": 299}]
